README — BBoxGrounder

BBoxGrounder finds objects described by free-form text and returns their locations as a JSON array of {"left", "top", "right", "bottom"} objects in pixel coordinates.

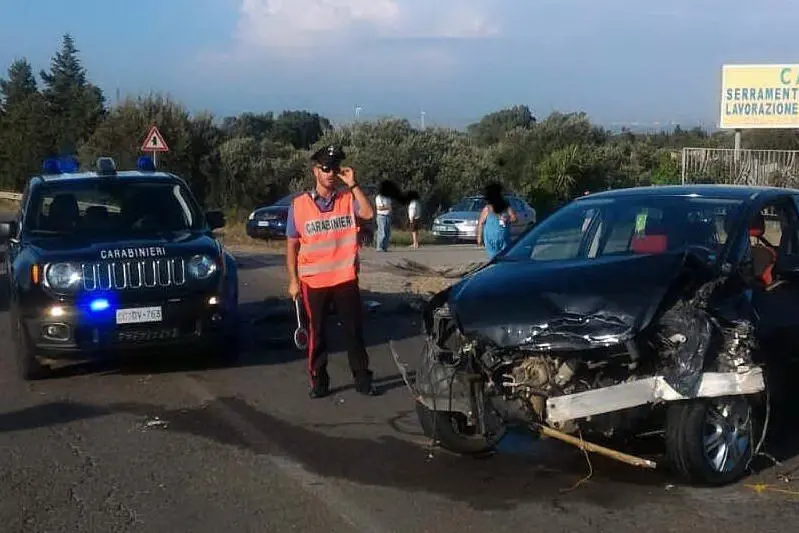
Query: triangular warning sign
[{"left": 141, "top": 126, "right": 169, "bottom": 152}]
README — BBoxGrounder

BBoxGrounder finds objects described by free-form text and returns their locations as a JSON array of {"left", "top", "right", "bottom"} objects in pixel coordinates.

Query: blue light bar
[
  {"left": 89, "top": 298, "right": 110, "bottom": 312},
  {"left": 42, "top": 158, "right": 60, "bottom": 174},
  {"left": 58, "top": 156, "right": 80, "bottom": 173},
  {"left": 136, "top": 155, "right": 156, "bottom": 171},
  {"left": 96, "top": 157, "right": 117, "bottom": 176}
]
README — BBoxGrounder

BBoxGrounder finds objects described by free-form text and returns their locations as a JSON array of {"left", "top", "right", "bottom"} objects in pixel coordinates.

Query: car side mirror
[
  {"left": 205, "top": 210, "right": 226, "bottom": 230},
  {"left": 0, "top": 219, "right": 17, "bottom": 240}
]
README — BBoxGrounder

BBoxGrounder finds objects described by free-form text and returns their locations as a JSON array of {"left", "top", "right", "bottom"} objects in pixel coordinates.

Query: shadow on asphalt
[{"left": 4, "top": 394, "right": 799, "bottom": 510}]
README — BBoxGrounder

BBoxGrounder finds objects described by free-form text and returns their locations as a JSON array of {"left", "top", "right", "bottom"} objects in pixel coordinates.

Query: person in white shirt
[
  {"left": 406, "top": 191, "right": 422, "bottom": 248},
  {"left": 374, "top": 187, "right": 392, "bottom": 252}
]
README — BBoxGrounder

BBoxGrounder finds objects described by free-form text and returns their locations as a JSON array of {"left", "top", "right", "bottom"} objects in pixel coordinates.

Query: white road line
[{"left": 179, "top": 376, "right": 390, "bottom": 533}]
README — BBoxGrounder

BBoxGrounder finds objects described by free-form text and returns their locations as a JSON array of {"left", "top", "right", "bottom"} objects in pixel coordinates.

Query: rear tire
[
  {"left": 415, "top": 402, "right": 505, "bottom": 455},
  {"left": 665, "top": 397, "right": 755, "bottom": 486}
]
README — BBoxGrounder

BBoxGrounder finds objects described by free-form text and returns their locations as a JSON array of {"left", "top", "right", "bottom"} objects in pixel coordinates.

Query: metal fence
[{"left": 681, "top": 148, "right": 799, "bottom": 187}]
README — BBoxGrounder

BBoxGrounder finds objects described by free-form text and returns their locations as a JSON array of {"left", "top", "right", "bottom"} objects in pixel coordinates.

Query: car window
[{"left": 504, "top": 196, "right": 743, "bottom": 262}]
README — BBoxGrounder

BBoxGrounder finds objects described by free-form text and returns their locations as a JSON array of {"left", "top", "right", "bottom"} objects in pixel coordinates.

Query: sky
[{"left": 1, "top": 0, "right": 799, "bottom": 130}]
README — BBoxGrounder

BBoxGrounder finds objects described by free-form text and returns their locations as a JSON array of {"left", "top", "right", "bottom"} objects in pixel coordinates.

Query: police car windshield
[{"left": 25, "top": 179, "right": 206, "bottom": 237}]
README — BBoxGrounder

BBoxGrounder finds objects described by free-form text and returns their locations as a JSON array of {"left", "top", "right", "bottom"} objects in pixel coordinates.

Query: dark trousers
[{"left": 300, "top": 279, "right": 371, "bottom": 387}]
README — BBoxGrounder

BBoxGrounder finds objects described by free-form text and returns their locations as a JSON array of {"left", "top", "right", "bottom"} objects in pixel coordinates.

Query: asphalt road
[{"left": 1, "top": 244, "right": 798, "bottom": 533}]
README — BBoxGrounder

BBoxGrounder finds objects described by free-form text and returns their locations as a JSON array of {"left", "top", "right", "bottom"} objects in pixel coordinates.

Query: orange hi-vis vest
[{"left": 293, "top": 191, "right": 359, "bottom": 288}]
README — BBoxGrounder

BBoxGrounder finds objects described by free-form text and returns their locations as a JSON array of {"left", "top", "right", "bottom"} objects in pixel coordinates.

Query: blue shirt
[{"left": 286, "top": 190, "right": 360, "bottom": 239}]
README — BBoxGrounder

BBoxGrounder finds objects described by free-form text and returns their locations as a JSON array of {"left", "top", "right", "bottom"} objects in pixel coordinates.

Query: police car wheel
[{"left": 13, "top": 317, "right": 48, "bottom": 381}]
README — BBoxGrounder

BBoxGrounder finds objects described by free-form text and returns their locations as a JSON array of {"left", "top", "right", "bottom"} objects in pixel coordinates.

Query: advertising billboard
[{"left": 720, "top": 64, "right": 799, "bottom": 129}]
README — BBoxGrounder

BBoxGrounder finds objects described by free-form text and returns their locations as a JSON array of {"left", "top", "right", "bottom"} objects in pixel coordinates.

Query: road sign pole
[{"left": 153, "top": 151, "right": 157, "bottom": 167}]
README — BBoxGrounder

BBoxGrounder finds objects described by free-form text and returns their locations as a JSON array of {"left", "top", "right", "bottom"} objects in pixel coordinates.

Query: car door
[{"left": 747, "top": 195, "right": 799, "bottom": 360}]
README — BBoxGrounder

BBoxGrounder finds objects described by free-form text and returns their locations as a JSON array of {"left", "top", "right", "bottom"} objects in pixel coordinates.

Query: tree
[
  {"left": 40, "top": 33, "right": 106, "bottom": 155},
  {"left": 0, "top": 59, "right": 38, "bottom": 109},
  {"left": 0, "top": 58, "right": 51, "bottom": 190}
]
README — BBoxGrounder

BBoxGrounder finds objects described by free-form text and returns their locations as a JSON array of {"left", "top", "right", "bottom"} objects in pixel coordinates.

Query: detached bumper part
[{"left": 545, "top": 367, "right": 765, "bottom": 425}]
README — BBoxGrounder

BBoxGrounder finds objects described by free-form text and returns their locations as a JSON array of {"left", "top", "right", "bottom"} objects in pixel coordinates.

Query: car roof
[
  {"left": 34, "top": 170, "right": 180, "bottom": 183},
  {"left": 577, "top": 184, "right": 799, "bottom": 202}
]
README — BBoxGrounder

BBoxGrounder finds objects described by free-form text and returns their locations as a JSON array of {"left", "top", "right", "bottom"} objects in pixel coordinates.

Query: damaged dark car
[{"left": 393, "top": 185, "right": 799, "bottom": 485}]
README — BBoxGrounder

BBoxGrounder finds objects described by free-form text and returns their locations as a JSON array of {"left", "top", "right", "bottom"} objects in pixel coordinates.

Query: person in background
[
  {"left": 476, "top": 182, "right": 517, "bottom": 260},
  {"left": 285, "top": 145, "right": 379, "bottom": 399},
  {"left": 374, "top": 182, "right": 393, "bottom": 252},
  {"left": 406, "top": 190, "right": 422, "bottom": 248}
]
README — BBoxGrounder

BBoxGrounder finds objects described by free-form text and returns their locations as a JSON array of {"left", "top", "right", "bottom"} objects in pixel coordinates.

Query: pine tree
[
  {"left": 40, "top": 33, "right": 106, "bottom": 155},
  {"left": 0, "top": 59, "right": 51, "bottom": 190},
  {"left": 0, "top": 58, "right": 38, "bottom": 110}
]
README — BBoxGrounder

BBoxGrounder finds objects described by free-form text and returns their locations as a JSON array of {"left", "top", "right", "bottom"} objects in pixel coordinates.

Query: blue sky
[{"left": 1, "top": 0, "right": 798, "bottom": 129}]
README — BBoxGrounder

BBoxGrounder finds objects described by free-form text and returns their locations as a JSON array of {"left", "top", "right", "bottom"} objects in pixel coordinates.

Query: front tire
[
  {"left": 665, "top": 396, "right": 755, "bottom": 486},
  {"left": 13, "top": 317, "right": 48, "bottom": 381},
  {"left": 415, "top": 402, "right": 505, "bottom": 456}
]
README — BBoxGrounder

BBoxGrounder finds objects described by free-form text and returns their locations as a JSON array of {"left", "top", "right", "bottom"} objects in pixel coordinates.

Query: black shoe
[
  {"left": 354, "top": 377, "right": 380, "bottom": 396},
  {"left": 309, "top": 382, "right": 330, "bottom": 399},
  {"left": 309, "top": 374, "right": 330, "bottom": 399}
]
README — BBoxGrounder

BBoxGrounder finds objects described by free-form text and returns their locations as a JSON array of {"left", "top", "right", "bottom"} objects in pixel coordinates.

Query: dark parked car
[
  {"left": 0, "top": 156, "right": 240, "bottom": 380},
  {"left": 394, "top": 184, "right": 799, "bottom": 486},
  {"left": 246, "top": 193, "right": 300, "bottom": 240}
]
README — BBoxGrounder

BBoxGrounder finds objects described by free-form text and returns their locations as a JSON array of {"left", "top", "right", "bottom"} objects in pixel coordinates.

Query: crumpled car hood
[{"left": 448, "top": 252, "right": 690, "bottom": 349}]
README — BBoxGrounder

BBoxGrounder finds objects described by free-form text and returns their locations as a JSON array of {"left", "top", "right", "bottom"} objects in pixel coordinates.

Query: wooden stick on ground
[{"left": 534, "top": 423, "right": 658, "bottom": 469}]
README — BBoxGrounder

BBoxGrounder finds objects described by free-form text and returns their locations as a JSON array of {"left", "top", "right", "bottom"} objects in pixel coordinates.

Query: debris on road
[{"left": 142, "top": 417, "right": 169, "bottom": 430}]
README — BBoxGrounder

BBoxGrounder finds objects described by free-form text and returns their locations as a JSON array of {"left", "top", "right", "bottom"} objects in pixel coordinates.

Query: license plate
[
  {"left": 257, "top": 221, "right": 270, "bottom": 227},
  {"left": 436, "top": 225, "right": 456, "bottom": 233},
  {"left": 116, "top": 306, "right": 163, "bottom": 325}
]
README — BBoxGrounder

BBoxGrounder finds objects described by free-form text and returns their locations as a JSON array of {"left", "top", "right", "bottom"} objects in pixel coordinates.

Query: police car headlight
[
  {"left": 45, "top": 262, "right": 82, "bottom": 290},
  {"left": 187, "top": 254, "right": 217, "bottom": 279},
  {"left": 248, "top": 211, "right": 255, "bottom": 221}
]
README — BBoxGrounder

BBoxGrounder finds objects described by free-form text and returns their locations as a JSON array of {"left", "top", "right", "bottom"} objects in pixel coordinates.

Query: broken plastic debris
[
  {"left": 143, "top": 416, "right": 169, "bottom": 430},
  {"left": 365, "top": 300, "right": 382, "bottom": 312}
]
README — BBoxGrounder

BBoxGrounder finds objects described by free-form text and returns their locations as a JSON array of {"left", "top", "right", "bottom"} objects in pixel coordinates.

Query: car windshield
[
  {"left": 502, "top": 194, "right": 743, "bottom": 262},
  {"left": 272, "top": 193, "right": 297, "bottom": 207},
  {"left": 24, "top": 179, "right": 206, "bottom": 237},
  {"left": 451, "top": 198, "right": 487, "bottom": 212}
]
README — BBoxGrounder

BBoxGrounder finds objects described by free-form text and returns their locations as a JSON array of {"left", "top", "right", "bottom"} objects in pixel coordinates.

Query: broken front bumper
[{"left": 544, "top": 366, "right": 765, "bottom": 425}]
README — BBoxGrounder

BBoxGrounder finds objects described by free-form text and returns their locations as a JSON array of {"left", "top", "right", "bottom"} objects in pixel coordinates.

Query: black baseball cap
[{"left": 310, "top": 144, "right": 346, "bottom": 170}]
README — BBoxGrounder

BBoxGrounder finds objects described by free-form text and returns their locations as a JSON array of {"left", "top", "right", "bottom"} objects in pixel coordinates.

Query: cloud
[{"left": 233, "top": 0, "right": 499, "bottom": 51}]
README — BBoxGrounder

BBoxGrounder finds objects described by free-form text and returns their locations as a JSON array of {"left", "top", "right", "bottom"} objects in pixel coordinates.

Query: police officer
[{"left": 285, "top": 145, "right": 379, "bottom": 398}]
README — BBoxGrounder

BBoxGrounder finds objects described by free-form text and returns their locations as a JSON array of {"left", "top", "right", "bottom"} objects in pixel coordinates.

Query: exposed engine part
[
  {"left": 501, "top": 356, "right": 557, "bottom": 421},
  {"left": 554, "top": 360, "right": 577, "bottom": 386},
  {"left": 717, "top": 319, "right": 757, "bottom": 372}
]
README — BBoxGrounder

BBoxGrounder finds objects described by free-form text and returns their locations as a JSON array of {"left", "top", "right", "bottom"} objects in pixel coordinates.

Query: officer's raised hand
[{"left": 337, "top": 167, "right": 356, "bottom": 187}]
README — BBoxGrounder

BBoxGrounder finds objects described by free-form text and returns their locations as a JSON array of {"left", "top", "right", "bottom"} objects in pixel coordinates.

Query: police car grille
[{"left": 81, "top": 258, "right": 187, "bottom": 291}]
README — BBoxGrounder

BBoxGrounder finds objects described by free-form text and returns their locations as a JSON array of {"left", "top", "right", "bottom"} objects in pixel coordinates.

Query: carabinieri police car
[{"left": 0, "top": 156, "right": 239, "bottom": 380}]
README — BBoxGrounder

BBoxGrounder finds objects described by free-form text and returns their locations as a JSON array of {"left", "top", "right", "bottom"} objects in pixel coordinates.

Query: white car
[{"left": 431, "top": 195, "right": 536, "bottom": 241}]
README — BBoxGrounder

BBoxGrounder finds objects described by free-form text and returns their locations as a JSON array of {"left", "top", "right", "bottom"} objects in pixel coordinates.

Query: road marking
[{"left": 179, "top": 376, "right": 389, "bottom": 533}]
